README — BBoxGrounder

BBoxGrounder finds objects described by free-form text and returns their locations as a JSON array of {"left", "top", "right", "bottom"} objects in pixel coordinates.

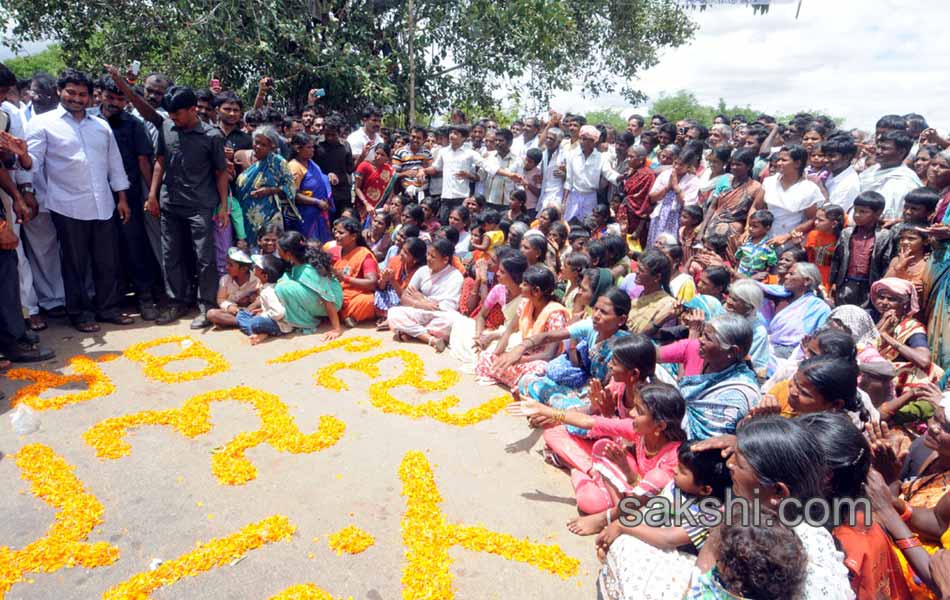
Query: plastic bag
[{"left": 10, "top": 405, "right": 40, "bottom": 435}]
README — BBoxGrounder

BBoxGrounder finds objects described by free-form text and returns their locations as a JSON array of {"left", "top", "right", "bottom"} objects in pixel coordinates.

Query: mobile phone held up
[{"left": 310, "top": 88, "right": 326, "bottom": 99}]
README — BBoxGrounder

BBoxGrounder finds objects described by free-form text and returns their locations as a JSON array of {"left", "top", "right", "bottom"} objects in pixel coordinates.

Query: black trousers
[
  {"left": 161, "top": 205, "right": 217, "bottom": 313},
  {"left": 0, "top": 248, "right": 27, "bottom": 351},
  {"left": 50, "top": 211, "right": 122, "bottom": 324},
  {"left": 118, "top": 190, "right": 160, "bottom": 302},
  {"left": 438, "top": 197, "right": 465, "bottom": 225}
]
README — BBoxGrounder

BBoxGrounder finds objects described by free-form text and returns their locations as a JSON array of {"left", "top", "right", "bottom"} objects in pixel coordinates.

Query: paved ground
[{"left": 0, "top": 318, "right": 600, "bottom": 599}]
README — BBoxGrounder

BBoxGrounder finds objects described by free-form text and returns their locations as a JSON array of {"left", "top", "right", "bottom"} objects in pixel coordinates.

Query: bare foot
[
  {"left": 249, "top": 333, "right": 269, "bottom": 345},
  {"left": 393, "top": 331, "right": 408, "bottom": 343},
  {"left": 376, "top": 319, "right": 390, "bottom": 331},
  {"left": 567, "top": 513, "right": 607, "bottom": 536},
  {"left": 429, "top": 337, "right": 446, "bottom": 352}
]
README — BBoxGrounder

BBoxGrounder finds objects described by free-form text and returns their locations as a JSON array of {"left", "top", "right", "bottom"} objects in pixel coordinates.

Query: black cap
[{"left": 165, "top": 86, "right": 197, "bottom": 112}]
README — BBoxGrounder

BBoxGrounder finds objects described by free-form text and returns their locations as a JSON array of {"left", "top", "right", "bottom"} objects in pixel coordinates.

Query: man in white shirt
[
  {"left": 346, "top": 106, "right": 383, "bottom": 162},
  {"left": 626, "top": 114, "right": 644, "bottom": 146},
  {"left": 17, "top": 72, "right": 66, "bottom": 329},
  {"left": 26, "top": 68, "right": 133, "bottom": 332},
  {"left": 561, "top": 125, "right": 621, "bottom": 222},
  {"left": 859, "top": 130, "right": 921, "bottom": 221},
  {"left": 480, "top": 128, "right": 524, "bottom": 209},
  {"left": 512, "top": 117, "right": 541, "bottom": 159},
  {"left": 538, "top": 128, "right": 565, "bottom": 211},
  {"left": 821, "top": 135, "right": 861, "bottom": 214},
  {"left": 422, "top": 125, "right": 478, "bottom": 222}
]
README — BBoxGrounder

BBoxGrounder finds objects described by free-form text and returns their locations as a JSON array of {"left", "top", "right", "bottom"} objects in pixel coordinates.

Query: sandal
[
  {"left": 75, "top": 322, "right": 101, "bottom": 333},
  {"left": 28, "top": 314, "right": 48, "bottom": 331},
  {"left": 542, "top": 447, "right": 566, "bottom": 469}
]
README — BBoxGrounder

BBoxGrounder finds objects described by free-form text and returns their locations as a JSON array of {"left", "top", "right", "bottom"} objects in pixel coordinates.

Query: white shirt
[
  {"left": 825, "top": 165, "right": 861, "bottom": 214},
  {"left": 26, "top": 105, "right": 130, "bottom": 221},
  {"left": 432, "top": 145, "right": 479, "bottom": 200},
  {"left": 428, "top": 145, "right": 443, "bottom": 196},
  {"left": 2, "top": 100, "right": 31, "bottom": 185},
  {"left": 563, "top": 148, "right": 620, "bottom": 194},
  {"left": 539, "top": 147, "right": 565, "bottom": 209},
  {"left": 512, "top": 134, "right": 539, "bottom": 159},
  {"left": 762, "top": 174, "right": 823, "bottom": 236},
  {"left": 859, "top": 163, "right": 923, "bottom": 219},
  {"left": 259, "top": 284, "right": 294, "bottom": 333},
  {"left": 346, "top": 127, "right": 383, "bottom": 161},
  {"left": 481, "top": 151, "right": 524, "bottom": 206},
  {"left": 408, "top": 264, "right": 464, "bottom": 312}
]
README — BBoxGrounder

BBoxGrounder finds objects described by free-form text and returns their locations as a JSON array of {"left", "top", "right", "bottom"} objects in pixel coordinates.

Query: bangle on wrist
[
  {"left": 895, "top": 535, "right": 922, "bottom": 550},
  {"left": 899, "top": 502, "right": 913, "bottom": 522}
]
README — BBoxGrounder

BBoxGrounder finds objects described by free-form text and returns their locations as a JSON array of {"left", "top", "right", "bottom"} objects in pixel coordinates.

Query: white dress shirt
[
  {"left": 825, "top": 165, "right": 861, "bottom": 214},
  {"left": 26, "top": 105, "right": 130, "bottom": 221},
  {"left": 481, "top": 151, "right": 524, "bottom": 206},
  {"left": 2, "top": 101, "right": 31, "bottom": 185},
  {"left": 539, "top": 148, "right": 566, "bottom": 209},
  {"left": 346, "top": 128, "right": 383, "bottom": 161},
  {"left": 432, "top": 145, "right": 479, "bottom": 200},
  {"left": 563, "top": 148, "right": 620, "bottom": 194}
]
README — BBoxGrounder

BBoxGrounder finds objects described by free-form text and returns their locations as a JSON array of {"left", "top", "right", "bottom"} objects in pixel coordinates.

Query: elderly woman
[
  {"left": 751, "top": 144, "right": 823, "bottom": 244},
  {"left": 871, "top": 277, "right": 943, "bottom": 394},
  {"left": 767, "top": 262, "right": 830, "bottom": 359},
  {"left": 388, "top": 238, "right": 464, "bottom": 351},
  {"left": 678, "top": 313, "right": 761, "bottom": 440},
  {"left": 724, "top": 278, "right": 771, "bottom": 378},
  {"left": 236, "top": 126, "right": 298, "bottom": 248}
]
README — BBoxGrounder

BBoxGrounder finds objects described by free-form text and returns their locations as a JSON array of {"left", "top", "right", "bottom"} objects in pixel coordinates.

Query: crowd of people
[{"left": 4, "top": 61, "right": 950, "bottom": 599}]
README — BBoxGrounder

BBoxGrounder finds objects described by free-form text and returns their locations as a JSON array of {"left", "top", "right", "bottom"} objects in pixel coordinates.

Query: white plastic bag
[{"left": 9, "top": 405, "right": 40, "bottom": 435}]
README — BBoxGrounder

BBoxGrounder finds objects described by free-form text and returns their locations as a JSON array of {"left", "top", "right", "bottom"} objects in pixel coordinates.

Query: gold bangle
[{"left": 555, "top": 410, "right": 566, "bottom": 425}]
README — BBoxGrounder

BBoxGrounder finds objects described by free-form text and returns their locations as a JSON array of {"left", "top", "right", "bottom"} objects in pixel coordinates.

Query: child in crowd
[
  {"left": 677, "top": 204, "right": 703, "bottom": 266},
  {"left": 468, "top": 209, "right": 504, "bottom": 258},
  {"left": 238, "top": 254, "right": 291, "bottom": 345},
  {"left": 590, "top": 203, "right": 621, "bottom": 240},
  {"left": 381, "top": 224, "right": 420, "bottom": 270},
  {"left": 830, "top": 191, "right": 890, "bottom": 306},
  {"left": 799, "top": 204, "right": 844, "bottom": 291},
  {"left": 506, "top": 189, "right": 531, "bottom": 224},
  {"left": 375, "top": 236, "right": 427, "bottom": 326},
  {"left": 421, "top": 197, "right": 441, "bottom": 233},
  {"left": 560, "top": 252, "right": 591, "bottom": 322},
  {"left": 664, "top": 244, "right": 696, "bottom": 302},
  {"left": 567, "top": 226, "right": 591, "bottom": 258},
  {"left": 206, "top": 247, "right": 261, "bottom": 328},
  {"left": 549, "top": 221, "right": 570, "bottom": 267},
  {"left": 734, "top": 209, "right": 777, "bottom": 279},
  {"left": 521, "top": 148, "right": 543, "bottom": 213},
  {"left": 255, "top": 222, "right": 283, "bottom": 258},
  {"left": 901, "top": 186, "right": 939, "bottom": 226}
]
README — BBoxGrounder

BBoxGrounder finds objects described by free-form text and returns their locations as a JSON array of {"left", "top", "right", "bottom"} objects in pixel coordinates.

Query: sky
[{"left": 548, "top": 0, "right": 950, "bottom": 132}]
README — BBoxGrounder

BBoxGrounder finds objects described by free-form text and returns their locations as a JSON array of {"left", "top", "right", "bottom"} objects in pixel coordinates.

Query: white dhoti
[{"left": 564, "top": 190, "right": 597, "bottom": 223}]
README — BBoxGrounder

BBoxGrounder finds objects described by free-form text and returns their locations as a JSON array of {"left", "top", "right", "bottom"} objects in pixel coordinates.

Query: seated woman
[
  {"left": 364, "top": 212, "right": 394, "bottom": 263},
  {"left": 724, "top": 279, "right": 771, "bottom": 378},
  {"left": 679, "top": 314, "right": 760, "bottom": 440},
  {"left": 448, "top": 251, "right": 527, "bottom": 367},
  {"left": 374, "top": 236, "right": 427, "bottom": 323},
  {"left": 448, "top": 206, "right": 472, "bottom": 259},
  {"left": 767, "top": 262, "right": 830, "bottom": 360},
  {"left": 273, "top": 231, "right": 343, "bottom": 340},
  {"left": 330, "top": 217, "right": 380, "bottom": 325},
  {"left": 777, "top": 355, "right": 871, "bottom": 426},
  {"left": 628, "top": 248, "right": 678, "bottom": 337},
  {"left": 685, "top": 417, "right": 854, "bottom": 600},
  {"left": 516, "top": 288, "right": 631, "bottom": 407},
  {"left": 206, "top": 247, "right": 261, "bottom": 329},
  {"left": 520, "top": 232, "right": 551, "bottom": 271},
  {"left": 474, "top": 266, "right": 569, "bottom": 388},
  {"left": 872, "top": 277, "right": 944, "bottom": 395},
  {"left": 388, "top": 238, "right": 464, "bottom": 351}
]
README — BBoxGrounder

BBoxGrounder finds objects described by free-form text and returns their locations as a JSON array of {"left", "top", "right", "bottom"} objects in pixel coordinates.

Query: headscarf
[
  {"left": 828, "top": 304, "right": 880, "bottom": 347},
  {"left": 589, "top": 267, "right": 613, "bottom": 307},
  {"left": 684, "top": 294, "right": 725, "bottom": 320},
  {"left": 870, "top": 277, "right": 920, "bottom": 316}
]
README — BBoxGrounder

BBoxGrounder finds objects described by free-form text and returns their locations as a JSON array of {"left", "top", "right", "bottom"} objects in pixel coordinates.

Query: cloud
[{"left": 549, "top": 0, "right": 950, "bottom": 131}]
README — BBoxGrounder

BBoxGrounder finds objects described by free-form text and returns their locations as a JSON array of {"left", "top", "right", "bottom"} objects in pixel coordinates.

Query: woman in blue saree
[
  {"left": 236, "top": 126, "right": 298, "bottom": 248},
  {"left": 924, "top": 212, "right": 950, "bottom": 372},
  {"left": 767, "top": 262, "right": 830, "bottom": 360},
  {"left": 288, "top": 133, "right": 334, "bottom": 242}
]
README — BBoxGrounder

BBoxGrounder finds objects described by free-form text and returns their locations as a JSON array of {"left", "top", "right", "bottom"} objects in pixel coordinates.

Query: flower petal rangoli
[
  {"left": 124, "top": 335, "right": 229, "bottom": 383},
  {"left": 5, "top": 354, "right": 117, "bottom": 410},
  {"left": 83, "top": 386, "right": 346, "bottom": 485},
  {"left": 0, "top": 444, "right": 120, "bottom": 594}
]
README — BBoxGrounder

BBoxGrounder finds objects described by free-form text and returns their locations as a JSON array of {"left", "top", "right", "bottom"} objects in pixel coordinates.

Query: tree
[
  {"left": 649, "top": 90, "right": 842, "bottom": 127},
  {"left": 1, "top": 0, "right": 695, "bottom": 124},
  {"left": 3, "top": 44, "right": 66, "bottom": 80},
  {"left": 586, "top": 109, "right": 628, "bottom": 132}
]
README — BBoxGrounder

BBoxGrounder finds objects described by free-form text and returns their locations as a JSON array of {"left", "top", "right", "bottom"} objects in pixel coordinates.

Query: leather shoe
[
  {"left": 156, "top": 305, "right": 185, "bottom": 325},
  {"left": 140, "top": 303, "right": 160, "bottom": 321}
]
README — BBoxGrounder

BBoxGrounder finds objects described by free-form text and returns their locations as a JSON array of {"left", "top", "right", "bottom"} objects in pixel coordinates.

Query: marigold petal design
[
  {"left": 315, "top": 350, "right": 510, "bottom": 426},
  {"left": 398, "top": 450, "right": 580, "bottom": 599},
  {"left": 124, "top": 335, "right": 230, "bottom": 383},
  {"left": 6, "top": 355, "right": 115, "bottom": 411},
  {"left": 326, "top": 525, "right": 375, "bottom": 555},
  {"left": 103, "top": 515, "right": 295, "bottom": 599},
  {"left": 0, "top": 444, "right": 120, "bottom": 594},
  {"left": 267, "top": 336, "right": 382, "bottom": 364},
  {"left": 83, "top": 386, "right": 346, "bottom": 485},
  {"left": 269, "top": 584, "right": 346, "bottom": 600}
]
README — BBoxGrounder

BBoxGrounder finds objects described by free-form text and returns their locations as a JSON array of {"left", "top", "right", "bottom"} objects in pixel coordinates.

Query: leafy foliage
[
  {"left": 4, "top": 44, "right": 66, "bottom": 80},
  {"left": 0, "top": 0, "right": 695, "bottom": 123},
  {"left": 649, "top": 90, "right": 843, "bottom": 126}
]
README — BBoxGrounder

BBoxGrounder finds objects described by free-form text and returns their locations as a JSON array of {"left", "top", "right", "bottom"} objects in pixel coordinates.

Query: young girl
[
  {"left": 590, "top": 203, "right": 622, "bottom": 240},
  {"left": 374, "top": 237, "right": 427, "bottom": 324},
  {"left": 646, "top": 147, "right": 701, "bottom": 248},
  {"left": 799, "top": 204, "right": 843, "bottom": 291},
  {"left": 238, "top": 254, "right": 291, "bottom": 345},
  {"left": 421, "top": 197, "right": 440, "bottom": 233},
  {"left": 506, "top": 189, "right": 530, "bottom": 224},
  {"left": 561, "top": 253, "right": 591, "bottom": 322},
  {"left": 677, "top": 204, "right": 703, "bottom": 266},
  {"left": 255, "top": 222, "right": 283, "bottom": 258},
  {"left": 206, "top": 247, "right": 261, "bottom": 328}
]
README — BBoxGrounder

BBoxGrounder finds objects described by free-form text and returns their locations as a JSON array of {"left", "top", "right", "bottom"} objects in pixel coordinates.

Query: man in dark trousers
[{"left": 147, "top": 87, "right": 228, "bottom": 329}]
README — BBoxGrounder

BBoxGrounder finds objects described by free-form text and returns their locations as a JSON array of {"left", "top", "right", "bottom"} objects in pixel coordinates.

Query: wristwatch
[{"left": 18, "top": 184, "right": 34, "bottom": 194}]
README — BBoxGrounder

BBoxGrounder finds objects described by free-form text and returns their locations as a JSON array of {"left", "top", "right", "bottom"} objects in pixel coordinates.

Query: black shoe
[
  {"left": 4, "top": 341, "right": 55, "bottom": 363},
  {"left": 45, "top": 306, "right": 67, "bottom": 318},
  {"left": 140, "top": 303, "right": 160, "bottom": 321},
  {"left": 190, "top": 315, "right": 211, "bottom": 330},
  {"left": 156, "top": 305, "right": 185, "bottom": 325}
]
